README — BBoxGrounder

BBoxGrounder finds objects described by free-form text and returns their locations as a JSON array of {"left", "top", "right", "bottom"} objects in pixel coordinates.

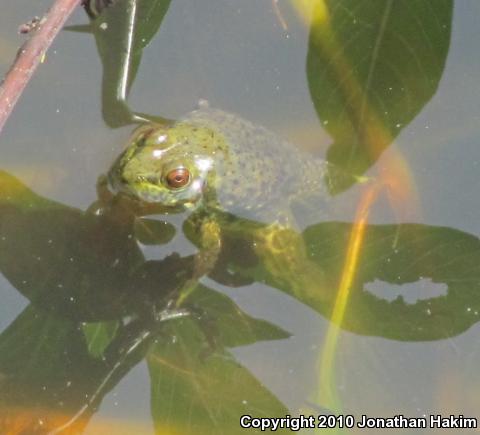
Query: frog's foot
[{"left": 253, "top": 223, "right": 327, "bottom": 303}]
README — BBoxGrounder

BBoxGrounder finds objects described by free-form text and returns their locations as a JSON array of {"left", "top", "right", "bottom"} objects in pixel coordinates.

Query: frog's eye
[{"left": 165, "top": 168, "right": 190, "bottom": 189}]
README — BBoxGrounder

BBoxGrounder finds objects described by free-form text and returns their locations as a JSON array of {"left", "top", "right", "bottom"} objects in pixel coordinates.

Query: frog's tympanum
[{"left": 106, "top": 101, "right": 335, "bottom": 302}]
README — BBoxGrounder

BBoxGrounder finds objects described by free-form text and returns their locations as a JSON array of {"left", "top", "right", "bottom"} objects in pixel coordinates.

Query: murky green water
[{"left": 1, "top": 1, "right": 480, "bottom": 434}]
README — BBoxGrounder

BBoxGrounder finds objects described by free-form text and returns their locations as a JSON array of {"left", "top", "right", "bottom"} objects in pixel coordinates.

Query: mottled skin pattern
[
  {"left": 106, "top": 103, "right": 333, "bottom": 303},
  {"left": 108, "top": 103, "right": 331, "bottom": 224}
]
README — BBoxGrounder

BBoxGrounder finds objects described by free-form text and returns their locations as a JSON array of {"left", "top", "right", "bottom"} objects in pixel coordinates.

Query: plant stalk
[{"left": 0, "top": 0, "right": 82, "bottom": 135}]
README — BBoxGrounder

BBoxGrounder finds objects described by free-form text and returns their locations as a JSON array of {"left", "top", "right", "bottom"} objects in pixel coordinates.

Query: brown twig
[{"left": 0, "top": 0, "right": 82, "bottom": 135}]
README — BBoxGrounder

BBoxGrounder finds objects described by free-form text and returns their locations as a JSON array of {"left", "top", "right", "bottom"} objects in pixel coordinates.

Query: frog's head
[{"left": 108, "top": 122, "right": 223, "bottom": 211}]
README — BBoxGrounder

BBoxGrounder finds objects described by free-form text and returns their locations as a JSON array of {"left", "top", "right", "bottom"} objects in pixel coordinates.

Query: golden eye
[{"left": 165, "top": 168, "right": 190, "bottom": 189}]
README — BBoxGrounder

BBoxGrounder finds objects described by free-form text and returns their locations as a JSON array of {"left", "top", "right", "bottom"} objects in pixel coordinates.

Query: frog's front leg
[
  {"left": 194, "top": 216, "right": 222, "bottom": 278},
  {"left": 177, "top": 214, "right": 222, "bottom": 306}
]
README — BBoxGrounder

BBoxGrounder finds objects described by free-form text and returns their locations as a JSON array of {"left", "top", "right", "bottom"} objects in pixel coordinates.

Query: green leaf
[
  {"left": 90, "top": 0, "right": 173, "bottom": 127},
  {"left": 0, "top": 305, "right": 105, "bottom": 419},
  {"left": 83, "top": 320, "right": 120, "bottom": 358},
  {"left": 148, "top": 317, "right": 290, "bottom": 435},
  {"left": 0, "top": 170, "right": 174, "bottom": 321},
  {"left": 210, "top": 214, "right": 480, "bottom": 341},
  {"left": 0, "top": 183, "right": 145, "bottom": 320},
  {"left": 307, "top": 0, "right": 453, "bottom": 191},
  {"left": 301, "top": 222, "right": 480, "bottom": 341},
  {"left": 0, "top": 306, "right": 156, "bottom": 432},
  {"left": 145, "top": 283, "right": 290, "bottom": 434},
  {"left": 180, "top": 284, "right": 290, "bottom": 347}
]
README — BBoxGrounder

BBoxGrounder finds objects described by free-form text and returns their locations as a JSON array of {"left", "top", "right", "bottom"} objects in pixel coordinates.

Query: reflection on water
[{"left": 1, "top": 0, "right": 480, "bottom": 433}]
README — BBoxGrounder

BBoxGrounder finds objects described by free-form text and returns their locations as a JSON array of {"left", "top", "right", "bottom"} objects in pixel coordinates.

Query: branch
[{"left": 0, "top": 0, "right": 83, "bottom": 135}]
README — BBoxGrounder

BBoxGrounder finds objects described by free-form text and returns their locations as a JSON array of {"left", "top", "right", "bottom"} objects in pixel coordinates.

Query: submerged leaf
[
  {"left": 0, "top": 306, "right": 104, "bottom": 433},
  {"left": 83, "top": 321, "right": 120, "bottom": 358},
  {"left": 307, "top": 0, "right": 452, "bottom": 191},
  {"left": 89, "top": 0, "right": 173, "bottom": 127},
  {"left": 148, "top": 317, "right": 289, "bottom": 435},
  {"left": 302, "top": 222, "right": 480, "bottom": 341}
]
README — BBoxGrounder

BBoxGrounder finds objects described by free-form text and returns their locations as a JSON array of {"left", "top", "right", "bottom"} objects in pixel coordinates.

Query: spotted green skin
[{"left": 108, "top": 105, "right": 331, "bottom": 223}]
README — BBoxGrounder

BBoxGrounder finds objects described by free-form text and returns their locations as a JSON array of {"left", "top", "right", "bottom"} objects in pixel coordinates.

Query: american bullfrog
[
  {"left": 107, "top": 100, "right": 335, "bottom": 225},
  {"left": 104, "top": 101, "right": 342, "bottom": 303}
]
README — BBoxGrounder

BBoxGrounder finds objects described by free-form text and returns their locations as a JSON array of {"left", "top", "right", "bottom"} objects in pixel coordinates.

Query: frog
[
  {"left": 107, "top": 100, "right": 337, "bottom": 224},
  {"left": 103, "top": 101, "right": 347, "bottom": 305}
]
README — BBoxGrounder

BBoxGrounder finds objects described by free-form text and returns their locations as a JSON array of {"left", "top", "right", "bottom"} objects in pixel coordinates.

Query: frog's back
[{"left": 181, "top": 105, "right": 310, "bottom": 222}]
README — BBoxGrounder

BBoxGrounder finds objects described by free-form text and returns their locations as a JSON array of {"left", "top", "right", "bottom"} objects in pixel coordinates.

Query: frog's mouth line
[
  {"left": 116, "top": 183, "right": 203, "bottom": 214},
  {"left": 113, "top": 191, "right": 198, "bottom": 216}
]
